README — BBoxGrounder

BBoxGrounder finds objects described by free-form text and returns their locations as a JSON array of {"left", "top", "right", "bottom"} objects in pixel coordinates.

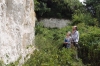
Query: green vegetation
[
  {"left": 85, "top": 0, "right": 100, "bottom": 23},
  {"left": 0, "top": 0, "right": 100, "bottom": 66},
  {"left": 23, "top": 23, "right": 100, "bottom": 66},
  {"left": 72, "top": 11, "right": 98, "bottom": 26},
  {"left": 6, "top": 56, "right": 22, "bottom": 66},
  {"left": 22, "top": 0, "right": 100, "bottom": 66},
  {"left": 34, "top": 0, "right": 100, "bottom": 26},
  {"left": 0, "top": 56, "right": 22, "bottom": 66},
  {"left": 34, "top": 0, "right": 82, "bottom": 19},
  {"left": 23, "top": 23, "right": 83, "bottom": 66},
  {"left": 78, "top": 23, "right": 100, "bottom": 65}
]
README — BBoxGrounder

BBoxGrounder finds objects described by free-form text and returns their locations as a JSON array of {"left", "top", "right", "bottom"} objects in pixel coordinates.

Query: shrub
[
  {"left": 23, "top": 23, "right": 100, "bottom": 66},
  {"left": 77, "top": 23, "right": 100, "bottom": 66},
  {"left": 72, "top": 13, "right": 98, "bottom": 26},
  {"left": 23, "top": 23, "right": 83, "bottom": 66}
]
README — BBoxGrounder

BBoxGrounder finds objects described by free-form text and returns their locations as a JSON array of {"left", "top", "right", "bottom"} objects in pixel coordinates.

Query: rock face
[
  {"left": 40, "top": 18, "right": 70, "bottom": 28},
  {"left": 0, "top": 0, "right": 35, "bottom": 64}
]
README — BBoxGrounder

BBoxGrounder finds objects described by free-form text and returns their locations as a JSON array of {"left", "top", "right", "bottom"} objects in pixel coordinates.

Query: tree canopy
[
  {"left": 34, "top": 0, "right": 82, "bottom": 19},
  {"left": 34, "top": 0, "right": 100, "bottom": 26},
  {"left": 85, "top": 0, "right": 100, "bottom": 23}
]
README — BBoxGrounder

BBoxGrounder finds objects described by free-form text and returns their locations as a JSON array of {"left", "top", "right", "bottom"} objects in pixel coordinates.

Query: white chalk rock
[{"left": 0, "top": 0, "right": 35, "bottom": 65}]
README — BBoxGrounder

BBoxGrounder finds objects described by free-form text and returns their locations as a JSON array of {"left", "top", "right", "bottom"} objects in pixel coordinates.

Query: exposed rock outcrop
[
  {"left": 0, "top": 0, "right": 35, "bottom": 65},
  {"left": 40, "top": 18, "right": 70, "bottom": 28}
]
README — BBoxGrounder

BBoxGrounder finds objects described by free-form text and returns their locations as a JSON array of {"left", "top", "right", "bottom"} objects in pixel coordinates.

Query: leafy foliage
[
  {"left": 77, "top": 23, "right": 100, "bottom": 66},
  {"left": 85, "top": 0, "right": 100, "bottom": 22},
  {"left": 23, "top": 22, "right": 100, "bottom": 66},
  {"left": 72, "top": 12, "right": 98, "bottom": 26},
  {"left": 34, "top": 0, "right": 82, "bottom": 19},
  {"left": 35, "top": 0, "right": 100, "bottom": 26},
  {"left": 23, "top": 23, "right": 83, "bottom": 66},
  {"left": 0, "top": 56, "right": 21, "bottom": 66},
  {"left": 23, "top": 0, "right": 100, "bottom": 66}
]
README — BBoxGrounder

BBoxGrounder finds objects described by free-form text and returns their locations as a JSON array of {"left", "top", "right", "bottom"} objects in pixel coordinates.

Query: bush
[
  {"left": 34, "top": 0, "right": 82, "bottom": 19},
  {"left": 77, "top": 23, "right": 100, "bottom": 66},
  {"left": 23, "top": 23, "right": 83, "bottom": 66},
  {"left": 23, "top": 23, "right": 100, "bottom": 66},
  {"left": 72, "top": 13, "right": 98, "bottom": 26}
]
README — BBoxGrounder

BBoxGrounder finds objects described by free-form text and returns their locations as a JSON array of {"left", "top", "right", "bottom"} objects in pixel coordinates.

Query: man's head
[{"left": 72, "top": 26, "right": 78, "bottom": 30}]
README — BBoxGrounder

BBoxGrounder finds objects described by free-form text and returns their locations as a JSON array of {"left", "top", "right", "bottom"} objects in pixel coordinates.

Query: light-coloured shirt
[{"left": 72, "top": 30, "right": 79, "bottom": 42}]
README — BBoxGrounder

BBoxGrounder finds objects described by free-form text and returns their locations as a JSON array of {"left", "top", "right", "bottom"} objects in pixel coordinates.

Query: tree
[
  {"left": 34, "top": 0, "right": 50, "bottom": 19},
  {"left": 34, "top": 0, "right": 82, "bottom": 19},
  {"left": 85, "top": 0, "right": 100, "bottom": 23}
]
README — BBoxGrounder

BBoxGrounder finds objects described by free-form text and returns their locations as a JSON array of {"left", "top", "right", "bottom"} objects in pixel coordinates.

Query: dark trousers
[
  {"left": 63, "top": 43, "right": 67, "bottom": 48},
  {"left": 72, "top": 42, "right": 80, "bottom": 59},
  {"left": 72, "top": 42, "right": 80, "bottom": 49}
]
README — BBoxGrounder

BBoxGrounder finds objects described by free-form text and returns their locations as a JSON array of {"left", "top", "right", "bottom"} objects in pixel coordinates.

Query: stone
[
  {"left": 0, "top": 0, "right": 35, "bottom": 65},
  {"left": 40, "top": 18, "right": 71, "bottom": 28}
]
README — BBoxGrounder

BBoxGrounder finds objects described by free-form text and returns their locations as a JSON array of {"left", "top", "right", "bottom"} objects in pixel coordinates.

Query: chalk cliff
[{"left": 0, "top": 0, "right": 35, "bottom": 64}]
